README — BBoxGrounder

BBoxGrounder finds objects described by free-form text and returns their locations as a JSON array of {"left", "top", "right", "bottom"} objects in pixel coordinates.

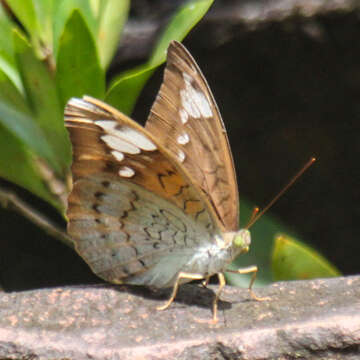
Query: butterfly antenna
[
  {"left": 245, "top": 157, "right": 316, "bottom": 229},
  {"left": 246, "top": 207, "right": 259, "bottom": 228}
]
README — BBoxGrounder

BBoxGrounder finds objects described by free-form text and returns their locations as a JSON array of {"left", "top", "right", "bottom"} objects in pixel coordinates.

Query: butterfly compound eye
[{"left": 233, "top": 229, "right": 251, "bottom": 250}]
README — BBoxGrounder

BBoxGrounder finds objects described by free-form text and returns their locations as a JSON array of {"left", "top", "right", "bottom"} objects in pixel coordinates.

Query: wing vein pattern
[
  {"left": 65, "top": 95, "right": 219, "bottom": 288},
  {"left": 146, "top": 41, "right": 239, "bottom": 231}
]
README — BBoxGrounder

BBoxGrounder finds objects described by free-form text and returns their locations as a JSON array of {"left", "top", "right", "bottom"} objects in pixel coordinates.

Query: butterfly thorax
[{"left": 180, "top": 229, "right": 251, "bottom": 278}]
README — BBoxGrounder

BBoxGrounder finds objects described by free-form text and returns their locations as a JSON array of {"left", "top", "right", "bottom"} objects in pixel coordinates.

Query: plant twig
[{"left": 0, "top": 187, "right": 74, "bottom": 249}]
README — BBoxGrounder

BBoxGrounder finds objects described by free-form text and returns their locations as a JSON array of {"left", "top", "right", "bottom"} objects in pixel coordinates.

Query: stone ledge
[{"left": 1, "top": 276, "right": 359, "bottom": 359}]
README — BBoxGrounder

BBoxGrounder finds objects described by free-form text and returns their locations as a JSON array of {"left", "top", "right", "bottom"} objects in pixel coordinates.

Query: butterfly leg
[
  {"left": 202, "top": 275, "right": 211, "bottom": 288},
  {"left": 157, "top": 272, "right": 205, "bottom": 311},
  {"left": 226, "top": 266, "right": 270, "bottom": 301},
  {"left": 210, "top": 272, "right": 226, "bottom": 323}
]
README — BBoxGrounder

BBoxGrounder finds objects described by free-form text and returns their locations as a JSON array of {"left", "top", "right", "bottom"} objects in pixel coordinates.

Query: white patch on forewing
[
  {"left": 193, "top": 89, "right": 213, "bottom": 118},
  {"left": 121, "top": 126, "right": 157, "bottom": 151},
  {"left": 68, "top": 98, "right": 100, "bottom": 113},
  {"left": 177, "top": 149, "right": 186, "bottom": 162},
  {"left": 96, "top": 121, "right": 157, "bottom": 151},
  {"left": 119, "top": 166, "right": 135, "bottom": 178},
  {"left": 182, "top": 72, "right": 193, "bottom": 84},
  {"left": 180, "top": 72, "right": 213, "bottom": 118},
  {"left": 101, "top": 134, "right": 140, "bottom": 154},
  {"left": 179, "top": 109, "right": 189, "bottom": 124},
  {"left": 95, "top": 120, "right": 118, "bottom": 131},
  {"left": 111, "top": 150, "right": 124, "bottom": 161},
  {"left": 180, "top": 88, "right": 200, "bottom": 118},
  {"left": 177, "top": 132, "right": 190, "bottom": 145}
]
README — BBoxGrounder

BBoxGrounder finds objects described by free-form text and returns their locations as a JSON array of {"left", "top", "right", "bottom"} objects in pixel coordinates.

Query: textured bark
[{"left": 1, "top": 276, "right": 359, "bottom": 359}]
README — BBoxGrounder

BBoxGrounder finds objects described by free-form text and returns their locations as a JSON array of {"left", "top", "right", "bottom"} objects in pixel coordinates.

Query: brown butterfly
[{"left": 65, "top": 41, "right": 264, "bottom": 323}]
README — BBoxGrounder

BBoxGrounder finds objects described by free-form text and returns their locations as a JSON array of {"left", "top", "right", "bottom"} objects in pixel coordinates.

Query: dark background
[{"left": 1, "top": 0, "right": 359, "bottom": 290}]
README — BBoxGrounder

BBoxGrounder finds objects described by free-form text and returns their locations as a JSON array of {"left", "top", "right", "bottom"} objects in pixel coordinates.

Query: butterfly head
[{"left": 232, "top": 229, "right": 251, "bottom": 256}]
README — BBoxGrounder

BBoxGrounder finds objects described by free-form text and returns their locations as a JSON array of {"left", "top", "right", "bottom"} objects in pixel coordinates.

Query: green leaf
[
  {"left": 148, "top": 0, "right": 213, "bottom": 67},
  {"left": 0, "top": 96, "right": 56, "bottom": 167},
  {"left": 105, "top": 65, "right": 156, "bottom": 116},
  {"left": 52, "top": 0, "right": 97, "bottom": 60},
  {"left": 0, "top": 66, "right": 30, "bottom": 113},
  {"left": 6, "top": 0, "right": 39, "bottom": 40},
  {"left": 13, "top": 29, "right": 70, "bottom": 173},
  {"left": 96, "top": 0, "right": 129, "bottom": 69},
  {"left": 271, "top": 234, "right": 341, "bottom": 281},
  {"left": 0, "top": 5, "right": 22, "bottom": 91},
  {"left": 32, "top": 0, "right": 55, "bottom": 50},
  {"left": 56, "top": 9, "right": 105, "bottom": 107},
  {"left": 105, "top": 0, "right": 214, "bottom": 114},
  {"left": 0, "top": 124, "right": 62, "bottom": 210}
]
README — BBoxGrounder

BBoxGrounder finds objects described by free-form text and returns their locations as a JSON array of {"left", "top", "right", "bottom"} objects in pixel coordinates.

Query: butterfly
[{"left": 64, "top": 40, "right": 264, "bottom": 323}]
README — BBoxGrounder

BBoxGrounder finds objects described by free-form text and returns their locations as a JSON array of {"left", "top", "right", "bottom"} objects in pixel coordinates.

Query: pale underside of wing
[
  {"left": 69, "top": 174, "right": 211, "bottom": 288},
  {"left": 146, "top": 41, "right": 239, "bottom": 232},
  {"left": 65, "top": 96, "right": 217, "bottom": 288}
]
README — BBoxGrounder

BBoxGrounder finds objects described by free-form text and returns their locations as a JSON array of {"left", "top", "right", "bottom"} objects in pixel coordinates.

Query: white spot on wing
[
  {"left": 183, "top": 72, "right": 193, "bottom": 84},
  {"left": 111, "top": 150, "right": 124, "bottom": 161},
  {"left": 101, "top": 134, "right": 140, "bottom": 154},
  {"left": 119, "top": 166, "right": 135, "bottom": 178},
  {"left": 193, "top": 90, "right": 213, "bottom": 118},
  {"left": 95, "top": 120, "right": 118, "bottom": 131},
  {"left": 179, "top": 109, "right": 188, "bottom": 124},
  {"left": 177, "top": 149, "right": 186, "bottom": 162},
  {"left": 180, "top": 72, "right": 213, "bottom": 119},
  {"left": 180, "top": 88, "right": 200, "bottom": 118},
  {"left": 121, "top": 126, "right": 157, "bottom": 151},
  {"left": 96, "top": 121, "right": 157, "bottom": 151},
  {"left": 177, "top": 132, "right": 190, "bottom": 145},
  {"left": 68, "top": 98, "right": 100, "bottom": 113}
]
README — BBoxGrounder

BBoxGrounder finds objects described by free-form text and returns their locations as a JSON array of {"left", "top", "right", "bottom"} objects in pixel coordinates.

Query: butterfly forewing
[
  {"left": 65, "top": 96, "right": 219, "bottom": 287},
  {"left": 146, "top": 41, "right": 239, "bottom": 231}
]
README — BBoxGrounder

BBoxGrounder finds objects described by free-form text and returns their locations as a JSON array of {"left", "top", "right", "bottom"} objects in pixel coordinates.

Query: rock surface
[{"left": 1, "top": 276, "right": 359, "bottom": 359}]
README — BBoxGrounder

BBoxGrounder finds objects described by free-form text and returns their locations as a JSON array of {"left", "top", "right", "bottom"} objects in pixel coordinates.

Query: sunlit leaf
[
  {"left": 32, "top": 0, "right": 55, "bottom": 51},
  {"left": 272, "top": 234, "right": 341, "bottom": 281},
  {"left": 0, "top": 96, "right": 55, "bottom": 166},
  {"left": 0, "top": 123, "right": 62, "bottom": 211},
  {"left": 96, "top": 0, "right": 129, "bottom": 69},
  {"left": 56, "top": 9, "right": 105, "bottom": 108},
  {"left": 13, "top": 29, "right": 70, "bottom": 173},
  {"left": 105, "top": 0, "right": 214, "bottom": 114},
  {"left": 52, "top": 0, "right": 97, "bottom": 60},
  {"left": 0, "top": 4, "right": 22, "bottom": 91},
  {"left": 6, "top": 0, "right": 38, "bottom": 41}
]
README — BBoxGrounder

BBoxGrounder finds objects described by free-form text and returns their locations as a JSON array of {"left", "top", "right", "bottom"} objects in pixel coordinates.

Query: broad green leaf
[
  {"left": 0, "top": 66, "right": 30, "bottom": 113},
  {"left": 13, "top": 29, "right": 70, "bottom": 173},
  {"left": 0, "top": 97, "right": 56, "bottom": 166},
  {"left": 96, "top": 0, "right": 129, "bottom": 69},
  {"left": 106, "top": 0, "right": 214, "bottom": 114},
  {"left": 105, "top": 65, "right": 156, "bottom": 117},
  {"left": 89, "top": 0, "right": 100, "bottom": 15},
  {"left": 0, "top": 5, "right": 22, "bottom": 91},
  {"left": 56, "top": 10, "right": 105, "bottom": 107},
  {"left": 6, "top": 0, "right": 39, "bottom": 40},
  {"left": 32, "top": 0, "right": 55, "bottom": 51},
  {"left": 0, "top": 124, "right": 62, "bottom": 211},
  {"left": 148, "top": 0, "right": 213, "bottom": 67},
  {"left": 52, "top": 0, "right": 97, "bottom": 60},
  {"left": 272, "top": 234, "right": 341, "bottom": 281}
]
